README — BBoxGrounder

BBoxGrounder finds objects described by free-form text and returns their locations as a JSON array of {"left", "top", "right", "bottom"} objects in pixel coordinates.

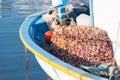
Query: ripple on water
[{"left": 0, "top": 0, "right": 50, "bottom": 80}]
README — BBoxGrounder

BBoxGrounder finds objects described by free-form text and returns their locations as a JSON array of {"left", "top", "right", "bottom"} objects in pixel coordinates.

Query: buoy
[{"left": 44, "top": 31, "right": 53, "bottom": 43}]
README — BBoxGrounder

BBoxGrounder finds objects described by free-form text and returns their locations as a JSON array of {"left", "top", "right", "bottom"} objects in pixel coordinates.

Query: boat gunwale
[{"left": 19, "top": 7, "right": 107, "bottom": 80}]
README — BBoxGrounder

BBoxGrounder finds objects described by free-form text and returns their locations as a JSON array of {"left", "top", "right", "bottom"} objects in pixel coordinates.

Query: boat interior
[{"left": 30, "top": 2, "right": 89, "bottom": 46}]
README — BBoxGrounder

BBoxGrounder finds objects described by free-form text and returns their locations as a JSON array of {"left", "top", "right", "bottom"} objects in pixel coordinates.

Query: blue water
[
  {"left": 0, "top": 0, "right": 88, "bottom": 80},
  {"left": 0, "top": 0, "right": 51, "bottom": 80}
]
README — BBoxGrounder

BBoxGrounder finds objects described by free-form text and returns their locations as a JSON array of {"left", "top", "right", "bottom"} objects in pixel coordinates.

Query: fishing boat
[{"left": 19, "top": 0, "right": 120, "bottom": 80}]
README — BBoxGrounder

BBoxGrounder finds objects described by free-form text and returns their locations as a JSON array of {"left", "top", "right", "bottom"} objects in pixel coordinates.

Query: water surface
[{"left": 0, "top": 0, "right": 51, "bottom": 80}]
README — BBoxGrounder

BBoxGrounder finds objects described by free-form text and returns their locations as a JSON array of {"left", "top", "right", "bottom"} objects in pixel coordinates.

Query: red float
[{"left": 44, "top": 31, "right": 53, "bottom": 43}]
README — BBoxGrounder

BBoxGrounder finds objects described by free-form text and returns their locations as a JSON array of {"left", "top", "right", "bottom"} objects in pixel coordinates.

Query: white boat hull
[{"left": 35, "top": 56, "right": 78, "bottom": 80}]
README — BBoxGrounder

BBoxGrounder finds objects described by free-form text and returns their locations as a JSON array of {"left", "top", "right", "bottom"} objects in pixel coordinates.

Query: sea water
[
  {"left": 0, "top": 0, "right": 88, "bottom": 80},
  {"left": 0, "top": 0, "right": 51, "bottom": 80}
]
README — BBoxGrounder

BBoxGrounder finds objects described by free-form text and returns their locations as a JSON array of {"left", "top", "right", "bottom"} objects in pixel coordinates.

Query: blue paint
[
  {"left": 58, "top": 7, "right": 66, "bottom": 19},
  {"left": 57, "top": 0, "right": 68, "bottom": 19},
  {"left": 61, "top": 0, "right": 68, "bottom": 5},
  {"left": 89, "top": 0, "right": 94, "bottom": 26}
]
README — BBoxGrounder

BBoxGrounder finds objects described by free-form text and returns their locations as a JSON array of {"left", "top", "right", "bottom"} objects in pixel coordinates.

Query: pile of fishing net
[{"left": 50, "top": 25, "right": 116, "bottom": 68}]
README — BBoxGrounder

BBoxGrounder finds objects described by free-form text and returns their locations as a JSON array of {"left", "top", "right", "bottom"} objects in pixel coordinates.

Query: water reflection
[
  {"left": 0, "top": 0, "right": 13, "bottom": 18},
  {"left": 0, "top": 0, "right": 51, "bottom": 18},
  {"left": 0, "top": 0, "right": 89, "bottom": 18},
  {"left": 0, "top": 0, "right": 51, "bottom": 80},
  {"left": 13, "top": 0, "right": 51, "bottom": 10}
]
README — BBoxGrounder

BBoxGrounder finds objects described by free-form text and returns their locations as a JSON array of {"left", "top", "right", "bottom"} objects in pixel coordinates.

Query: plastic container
[{"left": 76, "top": 14, "right": 90, "bottom": 26}]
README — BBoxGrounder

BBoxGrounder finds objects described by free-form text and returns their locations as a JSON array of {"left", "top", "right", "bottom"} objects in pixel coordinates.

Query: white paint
[
  {"left": 76, "top": 14, "right": 90, "bottom": 26},
  {"left": 52, "top": 0, "right": 68, "bottom": 6},
  {"left": 52, "top": 0, "right": 61, "bottom": 6},
  {"left": 115, "top": 47, "right": 120, "bottom": 67},
  {"left": 93, "top": 0, "right": 120, "bottom": 44},
  {"left": 35, "top": 56, "right": 77, "bottom": 80}
]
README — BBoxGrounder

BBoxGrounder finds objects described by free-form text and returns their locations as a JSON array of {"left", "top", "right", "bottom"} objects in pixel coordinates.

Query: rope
[
  {"left": 52, "top": 67, "right": 61, "bottom": 80},
  {"left": 25, "top": 47, "right": 29, "bottom": 80},
  {"left": 115, "top": 21, "right": 120, "bottom": 53}
]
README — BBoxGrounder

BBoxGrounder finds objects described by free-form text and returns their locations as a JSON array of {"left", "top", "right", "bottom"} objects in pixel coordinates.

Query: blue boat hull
[{"left": 19, "top": 6, "right": 108, "bottom": 80}]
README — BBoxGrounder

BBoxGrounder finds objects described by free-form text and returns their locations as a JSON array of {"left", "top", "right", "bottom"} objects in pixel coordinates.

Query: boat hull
[
  {"left": 19, "top": 8, "right": 108, "bottom": 80},
  {"left": 35, "top": 56, "right": 78, "bottom": 80}
]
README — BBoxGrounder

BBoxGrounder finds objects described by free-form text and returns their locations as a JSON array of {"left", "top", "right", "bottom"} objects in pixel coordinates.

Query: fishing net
[{"left": 50, "top": 25, "right": 116, "bottom": 68}]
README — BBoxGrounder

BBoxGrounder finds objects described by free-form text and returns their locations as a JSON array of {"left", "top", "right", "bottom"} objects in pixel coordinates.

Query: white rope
[
  {"left": 115, "top": 21, "right": 120, "bottom": 53},
  {"left": 52, "top": 67, "right": 61, "bottom": 80}
]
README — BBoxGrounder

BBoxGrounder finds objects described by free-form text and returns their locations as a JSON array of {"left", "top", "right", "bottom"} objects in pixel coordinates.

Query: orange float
[{"left": 44, "top": 31, "right": 53, "bottom": 43}]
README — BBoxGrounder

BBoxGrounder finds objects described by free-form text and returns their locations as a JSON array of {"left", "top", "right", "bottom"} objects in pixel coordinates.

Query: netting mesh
[{"left": 50, "top": 25, "right": 116, "bottom": 68}]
